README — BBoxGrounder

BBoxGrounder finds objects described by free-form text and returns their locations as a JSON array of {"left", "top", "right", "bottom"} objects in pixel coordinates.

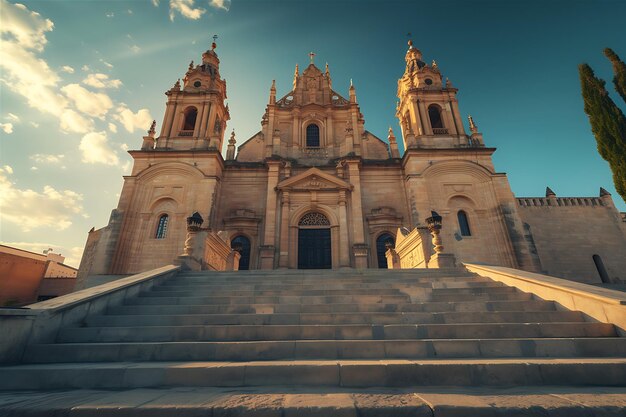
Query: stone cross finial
[
  {"left": 229, "top": 129, "right": 236, "bottom": 144},
  {"left": 309, "top": 51, "right": 316, "bottom": 64}
]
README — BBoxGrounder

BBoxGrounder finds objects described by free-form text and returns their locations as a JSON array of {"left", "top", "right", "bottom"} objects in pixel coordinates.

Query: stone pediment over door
[{"left": 277, "top": 167, "right": 353, "bottom": 192}]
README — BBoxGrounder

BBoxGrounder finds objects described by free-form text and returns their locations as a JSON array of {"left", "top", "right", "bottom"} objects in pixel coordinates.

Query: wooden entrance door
[{"left": 298, "top": 228, "right": 332, "bottom": 269}]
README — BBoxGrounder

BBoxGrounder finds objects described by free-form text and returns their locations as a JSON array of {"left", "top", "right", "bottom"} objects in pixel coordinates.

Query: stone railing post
[
  {"left": 176, "top": 212, "right": 205, "bottom": 271},
  {"left": 426, "top": 210, "right": 457, "bottom": 268}
]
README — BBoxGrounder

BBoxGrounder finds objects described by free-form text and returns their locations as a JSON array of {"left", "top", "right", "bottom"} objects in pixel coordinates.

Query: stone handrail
[
  {"left": 0, "top": 265, "right": 180, "bottom": 363},
  {"left": 464, "top": 263, "right": 626, "bottom": 335}
]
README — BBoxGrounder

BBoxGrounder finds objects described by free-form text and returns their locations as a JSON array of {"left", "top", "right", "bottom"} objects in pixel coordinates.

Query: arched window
[
  {"left": 593, "top": 254, "right": 610, "bottom": 283},
  {"left": 457, "top": 210, "right": 471, "bottom": 236},
  {"left": 428, "top": 105, "right": 444, "bottom": 129},
  {"left": 183, "top": 107, "right": 198, "bottom": 131},
  {"left": 306, "top": 124, "right": 320, "bottom": 147},
  {"left": 376, "top": 233, "right": 395, "bottom": 269},
  {"left": 231, "top": 235, "right": 251, "bottom": 270},
  {"left": 155, "top": 214, "right": 169, "bottom": 239}
]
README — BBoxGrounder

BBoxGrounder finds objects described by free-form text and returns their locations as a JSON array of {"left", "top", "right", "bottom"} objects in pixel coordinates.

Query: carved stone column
[
  {"left": 260, "top": 160, "right": 281, "bottom": 269},
  {"left": 278, "top": 191, "right": 290, "bottom": 268},
  {"left": 338, "top": 190, "right": 350, "bottom": 267}
]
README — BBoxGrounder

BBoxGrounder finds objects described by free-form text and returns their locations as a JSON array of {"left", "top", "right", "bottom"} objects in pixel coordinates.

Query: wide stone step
[
  {"left": 85, "top": 310, "right": 585, "bottom": 327},
  {"left": 23, "top": 337, "right": 626, "bottom": 363},
  {"left": 146, "top": 288, "right": 408, "bottom": 297},
  {"left": 177, "top": 268, "right": 467, "bottom": 278},
  {"left": 2, "top": 386, "right": 625, "bottom": 416},
  {"left": 108, "top": 299, "right": 558, "bottom": 315},
  {"left": 157, "top": 278, "right": 500, "bottom": 291},
  {"left": 130, "top": 294, "right": 413, "bottom": 305},
  {"left": 164, "top": 275, "right": 488, "bottom": 286},
  {"left": 4, "top": 359, "right": 626, "bottom": 390},
  {"left": 144, "top": 286, "right": 518, "bottom": 298},
  {"left": 170, "top": 272, "right": 474, "bottom": 282},
  {"left": 56, "top": 322, "right": 615, "bottom": 343}
]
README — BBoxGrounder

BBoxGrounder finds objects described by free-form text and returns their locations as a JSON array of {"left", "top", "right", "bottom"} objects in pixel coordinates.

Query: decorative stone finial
[
  {"left": 600, "top": 187, "right": 611, "bottom": 197},
  {"left": 468, "top": 115, "right": 478, "bottom": 133},
  {"left": 271, "top": 79, "right": 276, "bottom": 90},
  {"left": 325, "top": 62, "right": 329, "bottom": 75},
  {"left": 188, "top": 60, "right": 194, "bottom": 71},
  {"left": 350, "top": 78, "right": 353, "bottom": 88},
  {"left": 212, "top": 34, "right": 218, "bottom": 50},
  {"left": 446, "top": 77, "right": 452, "bottom": 88},
  {"left": 308, "top": 51, "right": 316, "bottom": 64},
  {"left": 432, "top": 60, "right": 437, "bottom": 68},
  {"left": 148, "top": 120, "right": 156, "bottom": 137},
  {"left": 546, "top": 187, "right": 556, "bottom": 198},
  {"left": 229, "top": 129, "right": 236, "bottom": 144},
  {"left": 173, "top": 79, "right": 181, "bottom": 91},
  {"left": 388, "top": 126, "right": 396, "bottom": 141},
  {"left": 408, "top": 39, "right": 413, "bottom": 48}
]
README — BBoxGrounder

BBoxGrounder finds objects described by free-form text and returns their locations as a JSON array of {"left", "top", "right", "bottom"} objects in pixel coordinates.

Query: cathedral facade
[{"left": 77, "top": 41, "right": 626, "bottom": 284}]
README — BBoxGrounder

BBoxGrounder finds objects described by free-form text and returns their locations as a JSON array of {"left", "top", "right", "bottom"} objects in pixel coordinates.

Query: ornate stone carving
[{"left": 298, "top": 212, "right": 330, "bottom": 226}]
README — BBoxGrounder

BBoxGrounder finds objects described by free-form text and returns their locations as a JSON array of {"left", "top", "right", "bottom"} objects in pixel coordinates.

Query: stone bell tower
[
  {"left": 396, "top": 40, "right": 480, "bottom": 151},
  {"left": 151, "top": 39, "right": 230, "bottom": 152}
]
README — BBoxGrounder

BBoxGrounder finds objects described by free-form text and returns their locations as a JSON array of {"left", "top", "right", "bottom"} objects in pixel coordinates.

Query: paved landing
[{"left": 1, "top": 386, "right": 625, "bottom": 416}]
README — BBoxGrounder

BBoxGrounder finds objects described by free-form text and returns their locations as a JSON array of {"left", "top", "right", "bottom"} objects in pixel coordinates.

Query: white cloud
[
  {"left": 6, "top": 113, "right": 20, "bottom": 122},
  {"left": 61, "top": 83, "right": 113, "bottom": 119},
  {"left": 0, "top": 167, "right": 84, "bottom": 232},
  {"left": 0, "top": 241, "right": 84, "bottom": 267},
  {"left": 30, "top": 121, "right": 39, "bottom": 128},
  {"left": 82, "top": 73, "right": 122, "bottom": 89},
  {"left": 113, "top": 105, "right": 153, "bottom": 133},
  {"left": 81, "top": 65, "right": 90, "bottom": 72},
  {"left": 60, "top": 109, "right": 93, "bottom": 133},
  {"left": 30, "top": 154, "right": 65, "bottom": 164},
  {"left": 152, "top": 0, "right": 159, "bottom": 6},
  {"left": 127, "top": 9, "right": 133, "bottom": 15},
  {"left": 30, "top": 166, "right": 38, "bottom": 171},
  {"left": 209, "top": 0, "right": 231, "bottom": 11},
  {"left": 121, "top": 160, "right": 132, "bottom": 173},
  {"left": 3, "top": 165, "right": 13, "bottom": 174},
  {"left": 99, "top": 59, "right": 113, "bottom": 69},
  {"left": 105, "top": 12, "right": 114, "bottom": 18},
  {"left": 0, "top": 123, "right": 13, "bottom": 134},
  {"left": 169, "top": 0, "right": 205, "bottom": 21},
  {"left": 79, "top": 131, "right": 119, "bottom": 165},
  {"left": 60, "top": 65, "right": 74, "bottom": 73},
  {"left": 120, "top": 143, "right": 129, "bottom": 151},
  {"left": 0, "top": 1, "right": 66, "bottom": 117},
  {"left": 130, "top": 44, "right": 141, "bottom": 53},
  {"left": 108, "top": 122, "right": 118, "bottom": 133}
]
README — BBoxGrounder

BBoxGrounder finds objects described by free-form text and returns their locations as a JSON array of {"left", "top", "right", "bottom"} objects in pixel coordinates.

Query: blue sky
[{"left": 1, "top": 0, "right": 625, "bottom": 267}]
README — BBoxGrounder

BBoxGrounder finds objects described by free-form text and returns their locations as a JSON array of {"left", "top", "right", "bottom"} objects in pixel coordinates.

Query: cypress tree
[
  {"left": 604, "top": 48, "right": 626, "bottom": 104},
  {"left": 578, "top": 63, "right": 626, "bottom": 202}
]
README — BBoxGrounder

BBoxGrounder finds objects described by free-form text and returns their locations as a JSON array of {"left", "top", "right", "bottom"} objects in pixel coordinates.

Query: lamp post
[{"left": 426, "top": 210, "right": 444, "bottom": 253}]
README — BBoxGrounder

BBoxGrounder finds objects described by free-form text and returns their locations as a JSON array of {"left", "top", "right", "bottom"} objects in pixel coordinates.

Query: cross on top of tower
[
  {"left": 309, "top": 52, "right": 316, "bottom": 64},
  {"left": 212, "top": 34, "right": 218, "bottom": 50}
]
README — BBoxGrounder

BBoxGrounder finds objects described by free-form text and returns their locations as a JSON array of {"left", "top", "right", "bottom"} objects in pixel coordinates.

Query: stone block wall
[{"left": 517, "top": 195, "right": 626, "bottom": 283}]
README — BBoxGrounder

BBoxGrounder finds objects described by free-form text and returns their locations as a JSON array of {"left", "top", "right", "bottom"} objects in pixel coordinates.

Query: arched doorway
[
  {"left": 376, "top": 233, "right": 395, "bottom": 268},
  {"left": 231, "top": 235, "right": 251, "bottom": 270},
  {"left": 298, "top": 212, "right": 331, "bottom": 269}
]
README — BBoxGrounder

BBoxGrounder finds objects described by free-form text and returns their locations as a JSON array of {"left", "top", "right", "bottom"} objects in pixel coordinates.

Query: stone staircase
[{"left": 1, "top": 267, "right": 625, "bottom": 415}]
